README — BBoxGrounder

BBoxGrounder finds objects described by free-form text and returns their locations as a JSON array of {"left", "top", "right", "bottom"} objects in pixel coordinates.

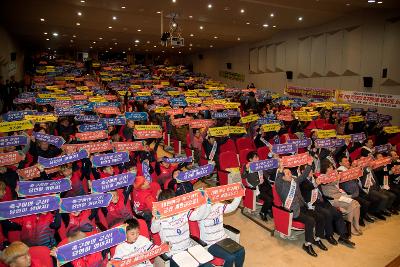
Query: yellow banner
[
  {"left": 45, "top": 85, "right": 59, "bottom": 90},
  {"left": 25, "top": 114, "right": 58, "bottom": 123},
  {"left": 337, "top": 135, "right": 351, "bottom": 140},
  {"left": 209, "top": 126, "right": 230, "bottom": 137},
  {"left": 117, "top": 91, "right": 127, "bottom": 96},
  {"left": 349, "top": 116, "right": 364, "bottom": 123},
  {"left": 101, "top": 78, "right": 112, "bottom": 82},
  {"left": 338, "top": 104, "right": 351, "bottom": 110},
  {"left": 186, "top": 97, "right": 202, "bottom": 104},
  {"left": 53, "top": 90, "right": 67, "bottom": 95},
  {"left": 130, "top": 85, "right": 142, "bottom": 89},
  {"left": 137, "top": 91, "right": 152, "bottom": 96},
  {"left": 213, "top": 99, "right": 227, "bottom": 105},
  {"left": 224, "top": 102, "right": 241, "bottom": 109},
  {"left": 307, "top": 111, "right": 320, "bottom": 117},
  {"left": 261, "top": 123, "right": 281, "bottom": 132},
  {"left": 161, "top": 81, "right": 170, "bottom": 86},
  {"left": 55, "top": 96, "right": 72, "bottom": 101},
  {"left": 184, "top": 91, "right": 197, "bottom": 97},
  {"left": 317, "top": 129, "right": 337, "bottom": 139},
  {"left": 282, "top": 100, "right": 293, "bottom": 106},
  {"left": 228, "top": 126, "right": 247, "bottom": 135},
  {"left": 240, "top": 114, "right": 260, "bottom": 124},
  {"left": 167, "top": 91, "right": 181, "bottom": 96},
  {"left": 154, "top": 106, "right": 172, "bottom": 113},
  {"left": 38, "top": 94, "right": 54, "bottom": 98},
  {"left": 300, "top": 107, "right": 314, "bottom": 112},
  {"left": 293, "top": 111, "right": 307, "bottom": 116},
  {"left": 0, "top": 120, "right": 34, "bottom": 133},
  {"left": 383, "top": 126, "right": 400, "bottom": 134},
  {"left": 135, "top": 125, "right": 162, "bottom": 131},
  {"left": 271, "top": 93, "right": 280, "bottom": 99},
  {"left": 198, "top": 91, "right": 211, "bottom": 97},
  {"left": 111, "top": 77, "right": 121, "bottom": 81},
  {"left": 76, "top": 86, "right": 89, "bottom": 91},
  {"left": 297, "top": 115, "right": 313, "bottom": 121},
  {"left": 84, "top": 91, "right": 94, "bottom": 96},
  {"left": 88, "top": 97, "right": 107, "bottom": 102}
]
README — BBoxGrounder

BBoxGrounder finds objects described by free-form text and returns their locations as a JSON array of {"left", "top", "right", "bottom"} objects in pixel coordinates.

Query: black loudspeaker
[
  {"left": 382, "top": 68, "right": 387, "bottom": 78},
  {"left": 363, "top": 76, "right": 373, "bottom": 87},
  {"left": 286, "top": 71, "right": 293, "bottom": 80},
  {"left": 198, "top": 54, "right": 203, "bottom": 60},
  {"left": 10, "top": 52, "right": 16, "bottom": 61},
  {"left": 226, "top": 63, "right": 232, "bottom": 69}
]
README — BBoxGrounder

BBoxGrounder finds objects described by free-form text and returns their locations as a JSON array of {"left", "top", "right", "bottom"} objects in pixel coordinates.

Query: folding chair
[
  {"left": 235, "top": 137, "right": 256, "bottom": 151},
  {"left": 257, "top": 146, "right": 270, "bottom": 160}
]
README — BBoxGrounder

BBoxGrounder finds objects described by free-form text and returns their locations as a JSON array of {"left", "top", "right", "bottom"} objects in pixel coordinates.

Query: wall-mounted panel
[
  {"left": 266, "top": 44, "right": 276, "bottom": 72},
  {"left": 326, "top": 30, "right": 343, "bottom": 75},
  {"left": 275, "top": 42, "right": 286, "bottom": 71},
  {"left": 249, "top": 48, "right": 258, "bottom": 73},
  {"left": 382, "top": 20, "right": 400, "bottom": 83},
  {"left": 258, "top": 46, "right": 267, "bottom": 72},
  {"left": 298, "top": 37, "right": 312, "bottom": 77},
  {"left": 342, "top": 26, "right": 361, "bottom": 75},
  {"left": 310, "top": 33, "right": 326, "bottom": 76}
]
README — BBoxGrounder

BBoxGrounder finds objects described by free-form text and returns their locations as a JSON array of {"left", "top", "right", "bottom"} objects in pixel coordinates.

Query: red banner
[
  {"left": 0, "top": 151, "right": 24, "bottom": 167},
  {"left": 17, "top": 165, "right": 60, "bottom": 180},
  {"left": 339, "top": 167, "right": 363, "bottom": 183},
  {"left": 352, "top": 157, "right": 373, "bottom": 168},
  {"left": 282, "top": 153, "right": 313, "bottom": 168},
  {"left": 133, "top": 130, "right": 163, "bottom": 139},
  {"left": 76, "top": 130, "right": 108, "bottom": 141},
  {"left": 184, "top": 107, "right": 199, "bottom": 113},
  {"left": 63, "top": 141, "right": 113, "bottom": 154},
  {"left": 113, "top": 141, "right": 144, "bottom": 152},
  {"left": 152, "top": 190, "right": 207, "bottom": 218},
  {"left": 103, "top": 95, "right": 118, "bottom": 101},
  {"left": 189, "top": 119, "right": 215, "bottom": 129},
  {"left": 172, "top": 117, "right": 193, "bottom": 127},
  {"left": 317, "top": 171, "right": 339, "bottom": 184},
  {"left": 205, "top": 182, "right": 245, "bottom": 203},
  {"left": 166, "top": 108, "right": 184, "bottom": 116},
  {"left": 110, "top": 243, "right": 169, "bottom": 267},
  {"left": 372, "top": 157, "right": 392, "bottom": 169},
  {"left": 95, "top": 106, "right": 121, "bottom": 115}
]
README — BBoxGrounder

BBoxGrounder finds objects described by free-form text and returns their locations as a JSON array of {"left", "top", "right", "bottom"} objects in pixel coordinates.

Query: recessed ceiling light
[
  {"left": 189, "top": 47, "right": 192, "bottom": 50},
  {"left": 134, "top": 44, "right": 138, "bottom": 47},
  {"left": 70, "top": 40, "right": 74, "bottom": 43},
  {"left": 237, "top": 37, "right": 241, "bottom": 40},
  {"left": 240, "top": 9, "right": 245, "bottom": 13},
  {"left": 298, "top": 16, "right": 303, "bottom": 21},
  {"left": 135, "top": 39, "right": 140, "bottom": 43},
  {"left": 73, "top": 35, "right": 76, "bottom": 38},
  {"left": 246, "top": 22, "right": 250, "bottom": 25},
  {"left": 367, "top": 0, "right": 375, "bottom": 2},
  {"left": 162, "top": 50, "right": 165, "bottom": 53},
  {"left": 106, "top": 50, "right": 109, "bottom": 52},
  {"left": 178, "top": 51, "right": 181, "bottom": 54},
  {"left": 40, "top": 18, "right": 45, "bottom": 22},
  {"left": 172, "top": 0, "right": 176, "bottom": 2},
  {"left": 52, "top": 32, "right": 58, "bottom": 37},
  {"left": 114, "top": 42, "right": 118, "bottom": 45},
  {"left": 147, "top": 41, "right": 150, "bottom": 44},
  {"left": 99, "top": 37, "right": 103, "bottom": 40},
  {"left": 190, "top": 33, "right": 194, "bottom": 37},
  {"left": 154, "top": 45, "right": 157, "bottom": 48},
  {"left": 270, "top": 13, "right": 274, "bottom": 17},
  {"left": 123, "top": 51, "right": 126, "bottom": 54},
  {"left": 189, "top": 43, "right": 193, "bottom": 46},
  {"left": 93, "top": 41, "right": 96, "bottom": 44},
  {"left": 172, "top": 46, "right": 175, "bottom": 49},
  {"left": 80, "top": 0, "right": 85, "bottom": 3},
  {"left": 44, "top": 32, "right": 48, "bottom": 35},
  {"left": 113, "top": 16, "right": 117, "bottom": 20},
  {"left": 189, "top": 15, "right": 193, "bottom": 18},
  {"left": 46, "top": 38, "right": 49, "bottom": 41},
  {"left": 156, "top": 11, "right": 161, "bottom": 14},
  {"left": 210, "top": 45, "right": 213, "bottom": 48},
  {"left": 263, "top": 24, "right": 269, "bottom": 27},
  {"left": 377, "top": 1, "right": 383, "bottom": 3},
  {"left": 77, "top": 12, "right": 82, "bottom": 16},
  {"left": 108, "top": 26, "right": 112, "bottom": 29},
  {"left": 208, "top": 4, "right": 212, "bottom": 8},
  {"left": 272, "top": 25, "right": 276, "bottom": 28},
  {"left": 76, "top": 22, "right": 80, "bottom": 26},
  {"left": 137, "top": 29, "right": 142, "bottom": 32},
  {"left": 214, "top": 36, "right": 218, "bottom": 39},
  {"left": 90, "top": 46, "right": 93, "bottom": 49},
  {"left": 199, "top": 26, "right": 204, "bottom": 30},
  {"left": 346, "top": 3, "right": 350, "bottom": 5},
  {"left": 121, "top": 6, "right": 126, "bottom": 9},
  {"left": 48, "top": 48, "right": 51, "bottom": 50}
]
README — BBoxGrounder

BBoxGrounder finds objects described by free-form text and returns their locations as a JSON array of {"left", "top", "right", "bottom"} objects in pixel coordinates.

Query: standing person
[{"left": 275, "top": 160, "right": 328, "bottom": 257}]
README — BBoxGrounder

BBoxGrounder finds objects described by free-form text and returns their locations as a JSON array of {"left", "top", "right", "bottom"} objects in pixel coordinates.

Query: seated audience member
[
  {"left": 196, "top": 196, "right": 245, "bottom": 267},
  {"left": 167, "top": 169, "right": 194, "bottom": 196},
  {"left": 275, "top": 160, "right": 328, "bottom": 257},
  {"left": 111, "top": 218, "right": 154, "bottom": 266},
  {"left": 299, "top": 165, "right": 355, "bottom": 247},
  {"left": 319, "top": 160, "right": 362, "bottom": 236},
  {"left": 151, "top": 190, "right": 211, "bottom": 267},
  {"left": 100, "top": 189, "right": 133, "bottom": 228},
  {"left": 132, "top": 176, "right": 157, "bottom": 228},
  {"left": 1, "top": 241, "right": 51, "bottom": 267},
  {"left": 242, "top": 151, "right": 273, "bottom": 221}
]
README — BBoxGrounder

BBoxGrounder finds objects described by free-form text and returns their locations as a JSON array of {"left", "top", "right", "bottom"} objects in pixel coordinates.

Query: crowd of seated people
[{"left": 0, "top": 60, "right": 398, "bottom": 267}]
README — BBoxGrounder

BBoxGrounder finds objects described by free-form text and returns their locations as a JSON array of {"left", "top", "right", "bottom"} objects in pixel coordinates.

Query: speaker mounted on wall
[
  {"left": 363, "top": 76, "right": 373, "bottom": 88},
  {"left": 198, "top": 54, "right": 203, "bottom": 60},
  {"left": 286, "top": 71, "right": 293, "bottom": 80},
  {"left": 226, "top": 63, "right": 232, "bottom": 70},
  {"left": 382, "top": 68, "right": 387, "bottom": 78}
]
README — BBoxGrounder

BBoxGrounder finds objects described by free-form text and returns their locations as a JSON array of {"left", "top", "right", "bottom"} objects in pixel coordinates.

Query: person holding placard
[
  {"left": 319, "top": 160, "right": 362, "bottom": 236},
  {"left": 150, "top": 189, "right": 211, "bottom": 267},
  {"left": 275, "top": 159, "right": 328, "bottom": 257},
  {"left": 195, "top": 196, "right": 245, "bottom": 267},
  {"left": 100, "top": 189, "right": 133, "bottom": 229},
  {"left": 132, "top": 176, "right": 157, "bottom": 230}
]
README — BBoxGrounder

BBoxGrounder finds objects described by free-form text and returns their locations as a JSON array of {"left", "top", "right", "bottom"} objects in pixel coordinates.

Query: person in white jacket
[
  {"left": 195, "top": 196, "right": 245, "bottom": 267},
  {"left": 150, "top": 189, "right": 212, "bottom": 267}
]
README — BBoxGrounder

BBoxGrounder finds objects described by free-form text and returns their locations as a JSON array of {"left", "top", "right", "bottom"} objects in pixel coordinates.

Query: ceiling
[{"left": 1, "top": 0, "right": 399, "bottom": 55}]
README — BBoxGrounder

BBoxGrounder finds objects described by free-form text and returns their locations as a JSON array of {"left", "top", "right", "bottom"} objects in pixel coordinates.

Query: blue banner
[
  {"left": 60, "top": 193, "right": 112, "bottom": 213},
  {"left": 249, "top": 159, "right": 279, "bottom": 172},
  {"left": 100, "top": 117, "right": 126, "bottom": 126},
  {"left": 91, "top": 172, "right": 136, "bottom": 193},
  {"left": 78, "top": 122, "right": 108, "bottom": 132},
  {"left": 177, "top": 164, "right": 214, "bottom": 182},
  {"left": 74, "top": 115, "right": 100, "bottom": 123},
  {"left": 0, "top": 135, "right": 28, "bottom": 148},
  {"left": 38, "top": 149, "right": 88, "bottom": 168},
  {"left": 17, "top": 179, "right": 71, "bottom": 197},
  {"left": 125, "top": 112, "right": 148, "bottom": 121},
  {"left": 92, "top": 152, "right": 129, "bottom": 167},
  {"left": 33, "top": 132, "right": 65, "bottom": 148}
]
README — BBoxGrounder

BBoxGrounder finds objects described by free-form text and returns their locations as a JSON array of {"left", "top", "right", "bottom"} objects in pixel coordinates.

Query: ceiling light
[
  {"left": 367, "top": 0, "right": 375, "bottom": 2},
  {"left": 298, "top": 16, "right": 303, "bottom": 21},
  {"left": 240, "top": 9, "right": 245, "bottom": 13},
  {"left": 346, "top": 3, "right": 351, "bottom": 5},
  {"left": 178, "top": 51, "right": 181, "bottom": 54},
  {"left": 110, "top": 47, "right": 112, "bottom": 49},
  {"left": 48, "top": 48, "right": 51, "bottom": 50},
  {"left": 189, "top": 47, "right": 192, "bottom": 50},
  {"left": 90, "top": 46, "right": 93, "bottom": 49},
  {"left": 93, "top": 41, "right": 96, "bottom": 44},
  {"left": 72, "top": 35, "right": 76, "bottom": 38},
  {"left": 189, "top": 15, "right": 193, "bottom": 18},
  {"left": 46, "top": 38, "right": 49, "bottom": 41},
  {"left": 134, "top": 39, "right": 140, "bottom": 43},
  {"left": 121, "top": 6, "right": 126, "bottom": 9},
  {"left": 208, "top": 4, "right": 212, "bottom": 8},
  {"left": 156, "top": 11, "right": 161, "bottom": 14},
  {"left": 237, "top": 37, "right": 241, "bottom": 40},
  {"left": 263, "top": 24, "right": 269, "bottom": 27},
  {"left": 106, "top": 50, "right": 109, "bottom": 52},
  {"left": 113, "top": 16, "right": 117, "bottom": 20},
  {"left": 162, "top": 50, "right": 165, "bottom": 53},
  {"left": 190, "top": 33, "right": 194, "bottom": 37},
  {"left": 246, "top": 22, "right": 250, "bottom": 25},
  {"left": 40, "top": 18, "right": 45, "bottom": 22},
  {"left": 99, "top": 37, "right": 103, "bottom": 40},
  {"left": 80, "top": 0, "right": 85, "bottom": 3},
  {"left": 114, "top": 42, "right": 118, "bottom": 45},
  {"left": 199, "top": 26, "right": 204, "bottom": 30},
  {"left": 172, "top": 23, "right": 177, "bottom": 27},
  {"left": 189, "top": 43, "right": 193, "bottom": 46},
  {"left": 147, "top": 41, "right": 150, "bottom": 44},
  {"left": 214, "top": 36, "right": 218, "bottom": 39},
  {"left": 137, "top": 29, "right": 142, "bottom": 32},
  {"left": 272, "top": 25, "right": 276, "bottom": 28},
  {"left": 123, "top": 51, "right": 126, "bottom": 53},
  {"left": 210, "top": 45, "right": 213, "bottom": 48},
  {"left": 172, "top": 0, "right": 176, "bottom": 2},
  {"left": 270, "top": 13, "right": 274, "bottom": 17},
  {"left": 70, "top": 40, "right": 74, "bottom": 43},
  {"left": 77, "top": 12, "right": 82, "bottom": 16},
  {"left": 52, "top": 32, "right": 58, "bottom": 37},
  {"left": 134, "top": 44, "right": 138, "bottom": 47},
  {"left": 76, "top": 22, "right": 80, "bottom": 26},
  {"left": 44, "top": 32, "right": 48, "bottom": 35},
  {"left": 172, "top": 46, "right": 175, "bottom": 49},
  {"left": 377, "top": 1, "right": 383, "bottom": 3},
  {"left": 154, "top": 45, "right": 157, "bottom": 48},
  {"left": 108, "top": 26, "right": 112, "bottom": 29}
]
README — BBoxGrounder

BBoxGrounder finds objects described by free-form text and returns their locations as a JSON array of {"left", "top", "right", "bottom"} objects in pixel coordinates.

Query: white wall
[
  {"left": 0, "top": 26, "right": 24, "bottom": 82},
  {"left": 186, "top": 9, "right": 400, "bottom": 124}
]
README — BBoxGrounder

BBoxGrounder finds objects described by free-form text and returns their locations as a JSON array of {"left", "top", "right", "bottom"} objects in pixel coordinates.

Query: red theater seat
[
  {"left": 217, "top": 151, "right": 240, "bottom": 185},
  {"left": 235, "top": 137, "right": 255, "bottom": 151}
]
